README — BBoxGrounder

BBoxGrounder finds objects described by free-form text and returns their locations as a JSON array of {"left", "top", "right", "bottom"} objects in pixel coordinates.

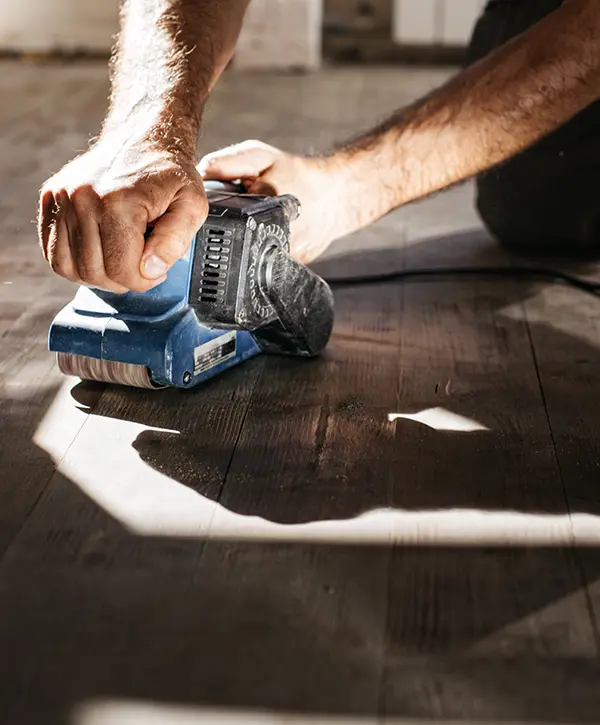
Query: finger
[
  {"left": 247, "top": 177, "right": 278, "bottom": 197},
  {"left": 64, "top": 200, "right": 111, "bottom": 290},
  {"left": 141, "top": 191, "right": 207, "bottom": 279},
  {"left": 99, "top": 210, "right": 152, "bottom": 293},
  {"left": 198, "top": 141, "right": 278, "bottom": 181},
  {"left": 38, "top": 189, "right": 57, "bottom": 260},
  {"left": 46, "top": 210, "right": 79, "bottom": 282}
]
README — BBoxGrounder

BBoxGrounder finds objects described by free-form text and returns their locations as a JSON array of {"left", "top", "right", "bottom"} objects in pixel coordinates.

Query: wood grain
[
  {"left": 2, "top": 60, "right": 600, "bottom": 725},
  {"left": 521, "top": 278, "right": 600, "bottom": 667},
  {"left": 0, "top": 65, "right": 110, "bottom": 558}
]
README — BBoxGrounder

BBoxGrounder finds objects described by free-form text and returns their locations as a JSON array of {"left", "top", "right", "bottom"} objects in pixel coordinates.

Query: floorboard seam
[
  {"left": 520, "top": 293, "right": 600, "bottom": 657},
  {"left": 214, "top": 363, "right": 265, "bottom": 508},
  {"left": 376, "top": 273, "right": 405, "bottom": 722}
]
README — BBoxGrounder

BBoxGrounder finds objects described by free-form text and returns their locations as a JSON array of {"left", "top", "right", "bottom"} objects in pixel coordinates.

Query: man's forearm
[
  {"left": 331, "top": 0, "right": 600, "bottom": 230},
  {"left": 101, "top": 0, "right": 249, "bottom": 159}
]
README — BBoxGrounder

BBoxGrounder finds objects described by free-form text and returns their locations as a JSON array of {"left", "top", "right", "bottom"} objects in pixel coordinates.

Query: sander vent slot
[{"left": 199, "top": 227, "right": 230, "bottom": 303}]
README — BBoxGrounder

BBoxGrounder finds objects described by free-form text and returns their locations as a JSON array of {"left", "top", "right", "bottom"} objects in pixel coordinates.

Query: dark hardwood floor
[{"left": 1, "top": 60, "right": 600, "bottom": 725}]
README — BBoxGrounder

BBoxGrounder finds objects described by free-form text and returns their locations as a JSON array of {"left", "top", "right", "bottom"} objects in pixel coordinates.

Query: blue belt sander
[{"left": 49, "top": 182, "right": 334, "bottom": 389}]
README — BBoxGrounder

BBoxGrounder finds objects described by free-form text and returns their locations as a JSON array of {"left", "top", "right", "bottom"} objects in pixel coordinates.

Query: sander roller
[{"left": 49, "top": 182, "right": 334, "bottom": 389}]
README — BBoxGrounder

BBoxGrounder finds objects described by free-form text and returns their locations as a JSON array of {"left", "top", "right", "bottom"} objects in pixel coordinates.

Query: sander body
[{"left": 49, "top": 183, "right": 334, "bottom": 389}]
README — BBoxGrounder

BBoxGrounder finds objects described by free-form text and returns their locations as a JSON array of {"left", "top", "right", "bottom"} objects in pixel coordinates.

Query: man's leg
[{"left": 467, "top": 0, "right": 600, "bottom": 256}]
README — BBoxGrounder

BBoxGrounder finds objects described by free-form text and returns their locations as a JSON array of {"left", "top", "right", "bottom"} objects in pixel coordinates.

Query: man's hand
[
  {"left": 199, "top": 141, "right": 355, "bottom": 264},
  {"left": 37, "top": 0, "right": 250, "bottom": 292},
  {"left": 38, "top": 140, "right": 207, "bottom": 293}
]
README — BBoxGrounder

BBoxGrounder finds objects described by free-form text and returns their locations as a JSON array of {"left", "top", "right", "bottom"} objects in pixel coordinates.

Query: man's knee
[{"left": 476, "top": 167, "right": 600, "bottom": 258}]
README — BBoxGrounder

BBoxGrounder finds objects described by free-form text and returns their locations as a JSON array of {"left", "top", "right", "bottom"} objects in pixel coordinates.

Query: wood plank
[
  {"left": 2, "top": 359, "right": 264, "bottom": 566},
  {"left": 521, "top": 279, "right": 600, "bottom": 647},
  {"left": 0, "top": 63, "right": 110, "bottom": 559},
  {"left": 379, "top": 223, "right": 600, "bottom": 719},
  {"left": 0, "top": 66, "right": 406, "bottom": 723},
  {"left": 382, "top": 547, "right": 600, "bottom": 723},
  {"left": 3, "top": 59, "right": 599, "bottom": 725}
]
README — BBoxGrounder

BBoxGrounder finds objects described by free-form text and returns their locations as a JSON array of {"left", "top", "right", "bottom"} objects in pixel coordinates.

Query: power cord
[{"left": 326, "top": 265, "right": 600, "bottom": 298}]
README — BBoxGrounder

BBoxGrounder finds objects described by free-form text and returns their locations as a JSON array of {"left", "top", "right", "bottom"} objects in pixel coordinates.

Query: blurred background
[{"left": 0, "top": 0, "right": 484, "bottom": 66}]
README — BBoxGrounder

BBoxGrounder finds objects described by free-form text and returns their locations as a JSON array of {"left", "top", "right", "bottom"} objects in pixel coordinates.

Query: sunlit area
[
  {"left": 75, "top": 700, "right": 576, "bottom": 725},
  {"left": 26, "top": 380, "right": 600, "bottom": 546},
  {"left": 388, "top": 407, "right": 490, "bottom": 432},
  {"left": 3, "top": 0, "right": 600, "bottom": 723}
]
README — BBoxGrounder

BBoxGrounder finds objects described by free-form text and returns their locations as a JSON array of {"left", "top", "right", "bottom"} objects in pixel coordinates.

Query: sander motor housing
[{"left": 49, "top": 184, "right": 334, "bottom": 389}]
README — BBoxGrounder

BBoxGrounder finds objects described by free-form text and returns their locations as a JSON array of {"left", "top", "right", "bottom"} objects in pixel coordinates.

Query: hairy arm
[
  {"left": 331, "top": 0, "right": 600, "bottom": 232},
  {"left": 40, "top": 0, "right": 249, "bottom": 293},
  {"left": 103, "top": 0, "right": 248, "bottom": 158},
  {"left": 199, "top": 0, "right": 600, "bottom": 262}
]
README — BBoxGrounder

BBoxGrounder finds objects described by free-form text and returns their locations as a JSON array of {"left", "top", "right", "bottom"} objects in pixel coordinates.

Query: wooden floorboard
[
  {"left": 369, "top": 228, "right": 600, "bottom": 720},
  {"left": 521, "top": 280, "right": 600, "bottom": 671},
  {"left": 2, "top": 60, "right": 600, "bottom": 725},
  {"left": 0, "top": 64, "right": 111, "bottom": 559}
]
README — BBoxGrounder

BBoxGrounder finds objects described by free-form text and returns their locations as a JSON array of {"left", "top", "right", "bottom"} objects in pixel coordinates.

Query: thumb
[
  {"left": 198, "top": 141, "right": 279, "bottom": 181},
  {"left": 140, "top": 192, "right": 207, "bottom": 280}
]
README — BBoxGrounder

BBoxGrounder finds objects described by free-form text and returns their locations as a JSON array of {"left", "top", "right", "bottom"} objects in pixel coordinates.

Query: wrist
[
  {"left": 322, "top": 138, "right": 403, "bottom": 232},
  {"left": 99, "top": 102, "right": 202, "bottom": 164}
]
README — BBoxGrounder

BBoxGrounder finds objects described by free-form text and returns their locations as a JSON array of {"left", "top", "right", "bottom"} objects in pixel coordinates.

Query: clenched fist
[
  {"left": 38, "top": 140, "right": 208, "bottom": 293},
  {"left": 198, "top": 140, "right": 353, "bottom": 264}
]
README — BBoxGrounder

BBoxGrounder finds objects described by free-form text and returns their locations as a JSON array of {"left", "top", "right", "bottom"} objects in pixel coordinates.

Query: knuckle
[
  {"left": 39, "top": 185, "right": 54, "bottom": 204},
  {"left": 69, "top": 184, "right": 99, "bottom": 213},
  {"left": 98, "top": 187, "right": 141, "bottom": 213},
  {"left": 106, "top": 265, "right": 140, "bottom": 290},
  {"left": 39, "top": 187, "right": 60, "bottom": 219},
  {"left": 99, "top": 191, "right": 148, "bottom": 229},
  {"left": 76, "top": 264, "right": 106, "bottom": 288},
  {"left": 129, "top": 205, "right": 149, "bottom": 229},
  {"left": 199, "top": 151, "right": 217, "bottom": 164},
  {"left": 241, "top": 139, "right": 265, "bottom": 151},
  {"left": 48, "top": 256, "right": 76, "bottom": 283},
  {"left": 96, "top": 189, "right": 123, "bottom": 215},
  {"left": 186, "top": 188, "right": 208, "bottom": 218},
  {"left": 48, "top": 254, "right": 62, "bottom": 274}
]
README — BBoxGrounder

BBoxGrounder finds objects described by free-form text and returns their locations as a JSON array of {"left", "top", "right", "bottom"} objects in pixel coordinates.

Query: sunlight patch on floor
[
  {"left": 32, "top": 380, "right": 600, "bottom": 546},
  {"left": 74, "top": 701, "right": 378, "bottom": 724},
  {"left": 74, "top": 700, "right": 586, "bottom": 725},
  {"left": 389, "top": 407, "right": 490, "bottom": 432}
]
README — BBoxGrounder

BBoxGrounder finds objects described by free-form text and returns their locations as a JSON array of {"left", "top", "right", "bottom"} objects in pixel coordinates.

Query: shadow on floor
[
  {"left": 2, "top": 230, "right": 600, "bottom": 724},
  {"left": 70, "top": 230, "right": 600, "bottom": 522}
]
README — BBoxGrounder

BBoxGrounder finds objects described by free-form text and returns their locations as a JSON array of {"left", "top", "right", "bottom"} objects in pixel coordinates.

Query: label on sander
[{"left": 193, "top": 331, "right": 237, "bottom": 376}]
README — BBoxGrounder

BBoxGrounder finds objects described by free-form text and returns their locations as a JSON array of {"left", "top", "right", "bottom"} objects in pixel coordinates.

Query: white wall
[
  {"left": 0, "top": 1, "right": 485, "bottom": 61},
  {"left": 393, "top": 0, "right": 485, "bottom": 46},
  {"left": 234, "top": 0, "right": 323, "bottom": 71},
  {"left": 0, "top": 0, "right": 324, "bottom": 70},
  {"left": 0, "top": 0, "right": 119, "bottom": 53}
]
